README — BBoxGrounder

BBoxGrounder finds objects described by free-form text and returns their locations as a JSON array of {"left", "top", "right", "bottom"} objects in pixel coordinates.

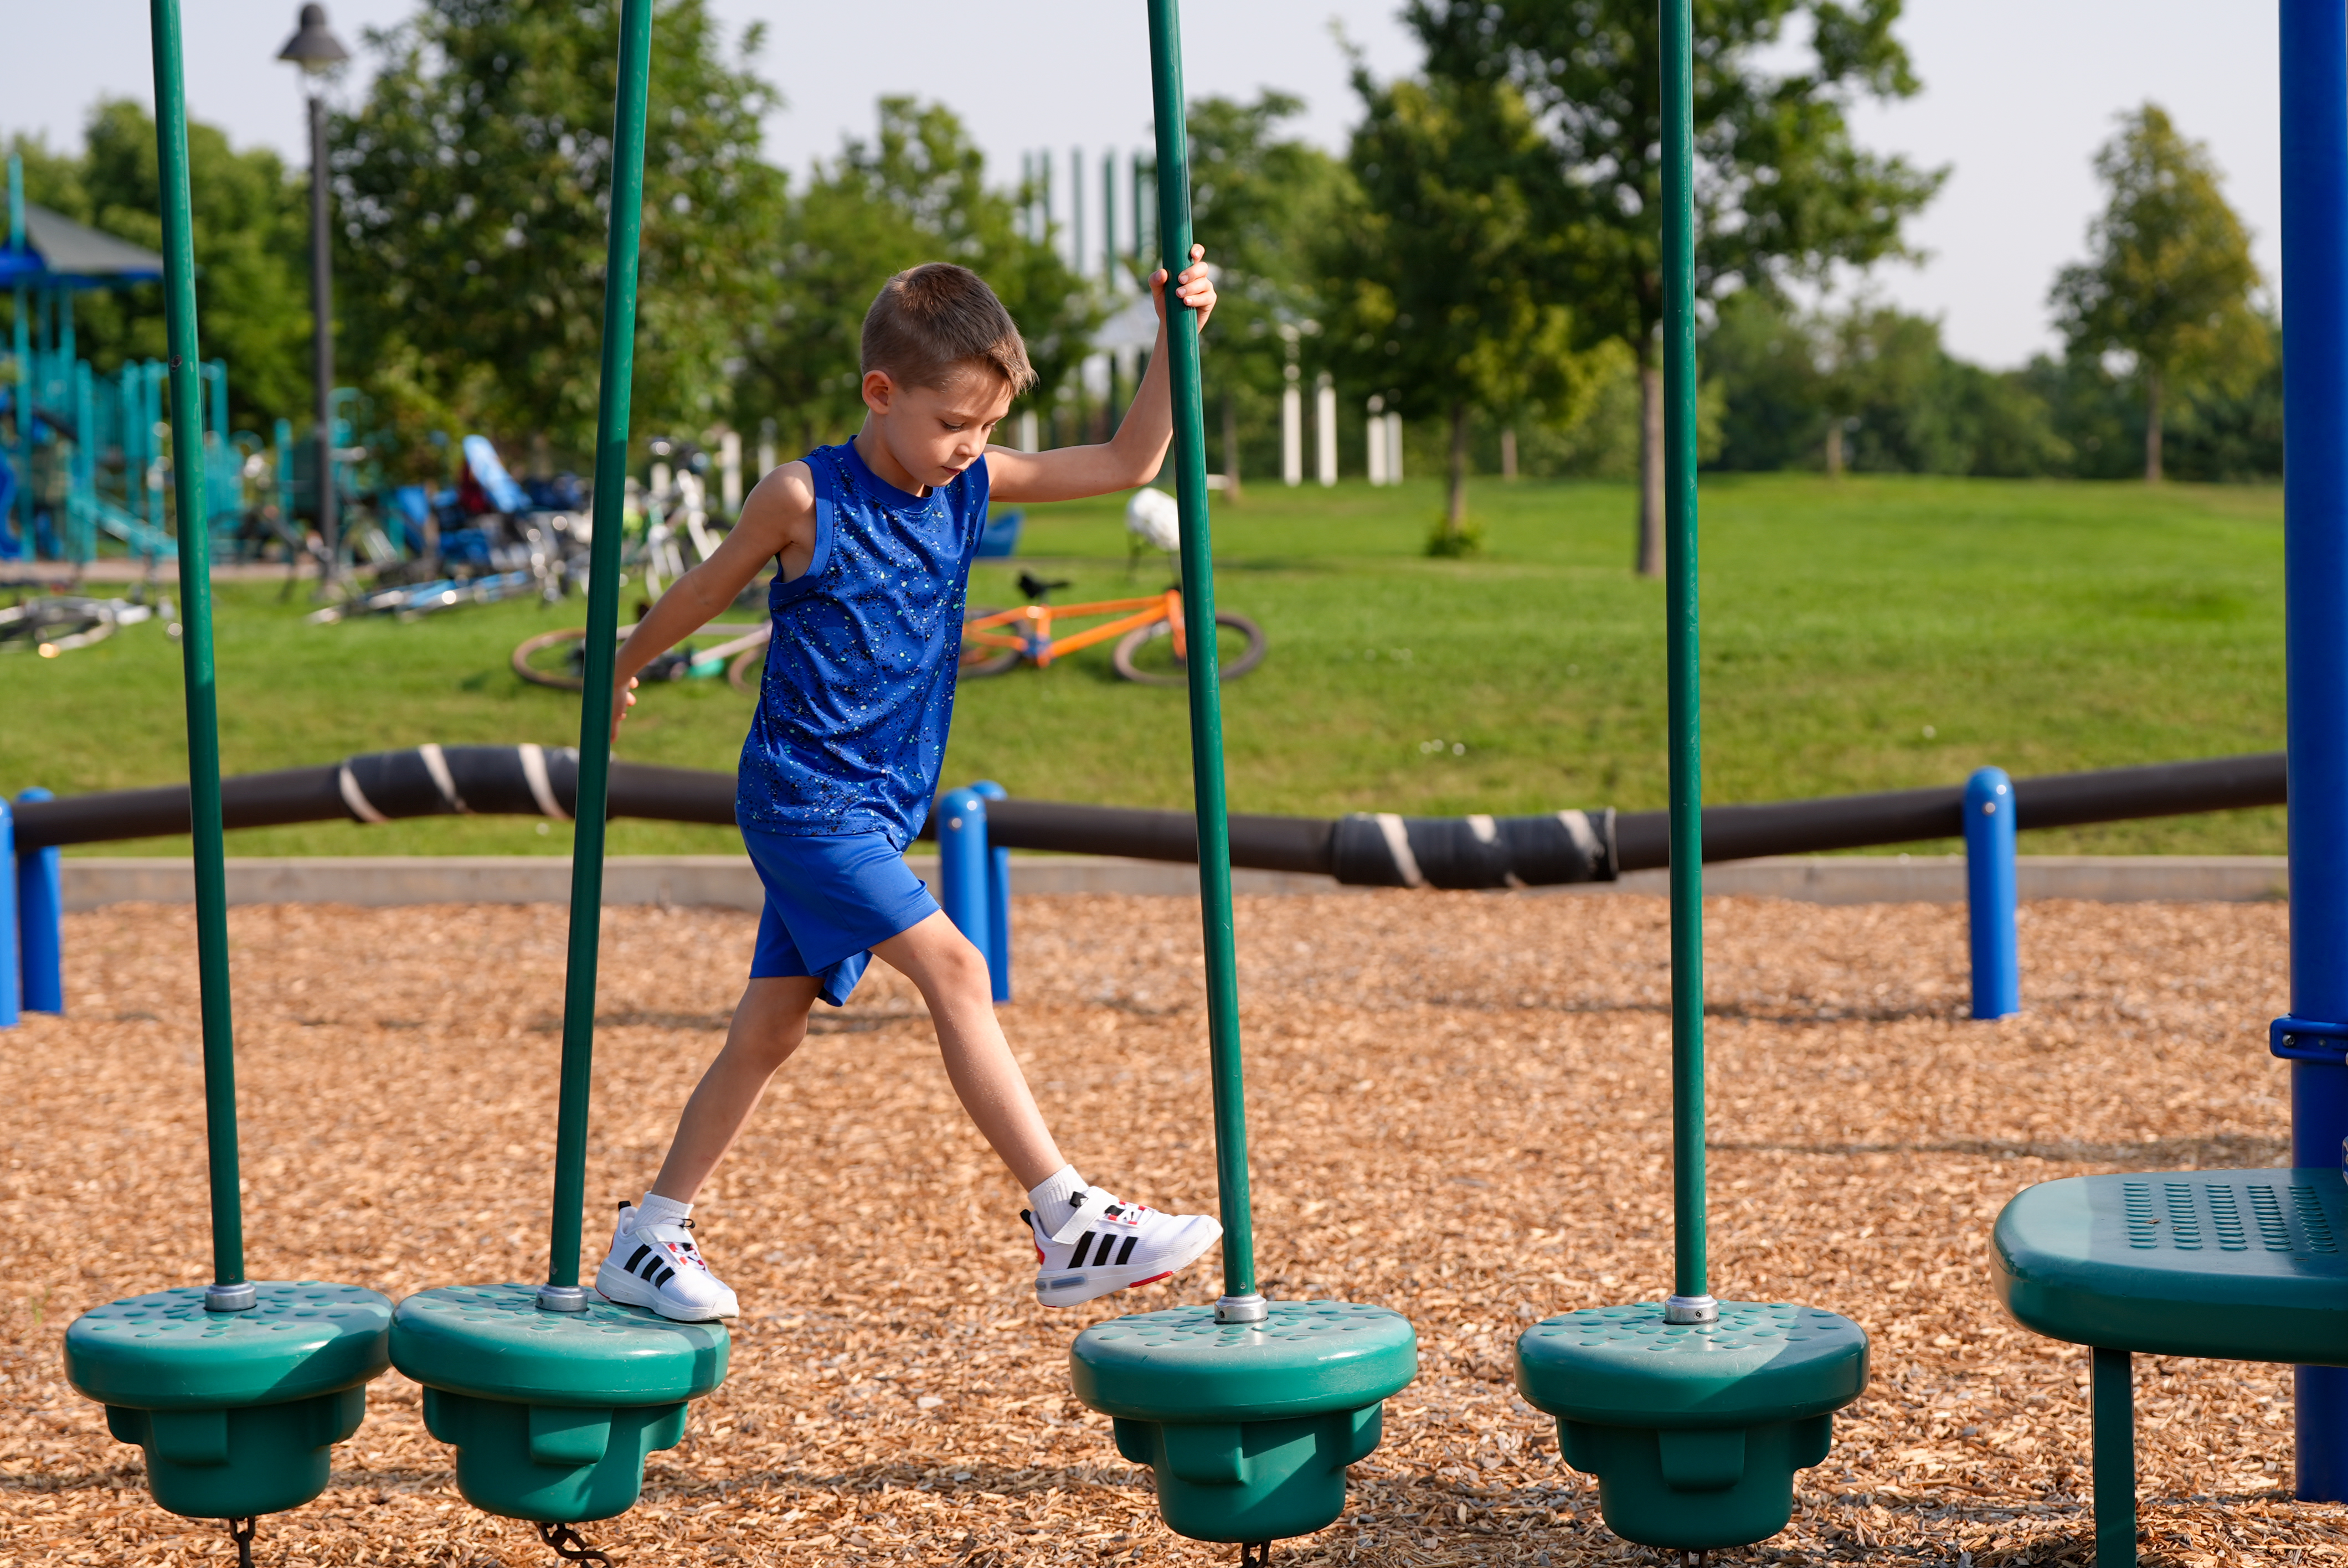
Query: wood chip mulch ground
[{"left": 0, "top": 891, "right": 2329, "bottom": 1566}]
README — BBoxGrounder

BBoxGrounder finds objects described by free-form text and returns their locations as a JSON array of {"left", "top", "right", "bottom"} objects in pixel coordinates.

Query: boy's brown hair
[{"left": 861, "top": 263, "right": 1038, "bottom": 394}]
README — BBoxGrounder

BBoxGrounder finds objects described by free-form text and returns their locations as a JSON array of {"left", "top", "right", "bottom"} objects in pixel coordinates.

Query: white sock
[
  {"left": 1027, "top": 1165, "right": 1088, "bottom": 1234},
  {"left": 637, "top": 1192, "right": 693, "bottom": 1229}
]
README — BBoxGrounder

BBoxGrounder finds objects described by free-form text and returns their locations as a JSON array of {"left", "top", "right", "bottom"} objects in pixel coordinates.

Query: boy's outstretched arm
[
  {"left": 607, "top": 460, "right": 815, "bottom": 742},
  {"left": 986, "top": 245, "right": 1217, "bottom": 506}
]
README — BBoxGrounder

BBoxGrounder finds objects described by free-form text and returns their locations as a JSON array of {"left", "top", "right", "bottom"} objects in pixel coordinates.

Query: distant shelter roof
[{"left": 0, "top": 204, "right": 165, "bottom": 289}]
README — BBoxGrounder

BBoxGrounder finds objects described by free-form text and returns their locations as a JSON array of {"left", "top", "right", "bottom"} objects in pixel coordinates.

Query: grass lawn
[{"left": 0, "top": 471, "right": 2287, "bottom": 858}]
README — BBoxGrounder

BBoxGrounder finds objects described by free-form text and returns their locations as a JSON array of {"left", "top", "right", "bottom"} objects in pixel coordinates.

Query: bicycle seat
[{"left": 1018, "top": 572, "right": 1073, "bottom": 602}]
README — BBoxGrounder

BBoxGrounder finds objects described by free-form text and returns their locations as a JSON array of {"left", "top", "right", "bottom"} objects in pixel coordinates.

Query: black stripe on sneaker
[
  {"left": 1116, "top": 1235, "right": 1137, "bottom": 1265},
  {"left": 625, "top": 1244, "right": 653, "bottom": 1275},
  {"left": 653, "top": 1265, "right": 675, "bottom": 1287},
  {"left": 1070, "top": 1232, "right": 1096, "bottom": 1268}
]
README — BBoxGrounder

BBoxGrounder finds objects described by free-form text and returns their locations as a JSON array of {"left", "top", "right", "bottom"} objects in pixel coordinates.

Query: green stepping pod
[
  {"left": 65, "top": 1283, "right": 393, "bottom": 1519},
  {"left": 392, "top": 1284, "right": 728, "bottom": 1522},
  {"left": 1073, "top": 1302, "right": 1417, "bottom": 1543},
  {"left": 1516, "top": 1302, "right": 1868, "bottom": 1551}
]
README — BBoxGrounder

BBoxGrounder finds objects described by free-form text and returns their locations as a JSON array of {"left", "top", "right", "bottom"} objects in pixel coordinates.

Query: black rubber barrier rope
[{"left": 12, "top": 745, "right": 2285, "bottom": 885}]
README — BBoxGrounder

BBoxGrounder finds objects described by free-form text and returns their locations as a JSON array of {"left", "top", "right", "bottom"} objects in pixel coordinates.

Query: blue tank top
[{"left": 736, "top": 439, "right": 988, "bottom": 845}]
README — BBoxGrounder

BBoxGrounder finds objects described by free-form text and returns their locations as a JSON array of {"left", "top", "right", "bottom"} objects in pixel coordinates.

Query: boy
[{"left": 593, "top": 250, "right": 1222, "bottom": 1322}]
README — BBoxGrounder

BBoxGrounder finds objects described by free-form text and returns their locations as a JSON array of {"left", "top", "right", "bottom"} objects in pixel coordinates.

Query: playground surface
[
  {"left": 0, "top": 890, "right": 2324, "bottom": 1565},
  {"left": 1, "top": 473, "right": 2290, "bottom": 860}
]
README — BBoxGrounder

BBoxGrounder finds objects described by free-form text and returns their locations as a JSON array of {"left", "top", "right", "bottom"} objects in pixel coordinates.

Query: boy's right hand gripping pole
[{"left": 1144, "top": 0, "right": 1260, "bottom": 1324}]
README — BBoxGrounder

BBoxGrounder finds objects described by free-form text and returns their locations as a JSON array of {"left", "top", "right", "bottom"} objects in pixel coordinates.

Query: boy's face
[{"left": 862, "top": 362, "right": 1017, "bottom": 491}]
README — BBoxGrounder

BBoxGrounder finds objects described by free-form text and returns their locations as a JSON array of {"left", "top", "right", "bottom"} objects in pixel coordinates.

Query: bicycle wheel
[
  {"left": 512, "top": 626, "right": 595, "bottom": 690},
  {"left": 1112, "top": 611, "right": 1268, "bottom": 686},
  {"left": 960, "top": 606, "right": 1022, "bottom": 677}
]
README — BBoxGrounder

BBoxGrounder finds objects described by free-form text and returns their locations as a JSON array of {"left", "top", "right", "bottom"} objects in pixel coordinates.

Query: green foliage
[
  {"left": 334, "top": 0, "right": 784, "bottom": 459},
  {"left": 1705, "top": 291, "right": 2068, "bottom": 477},
  {"left": 1186, "top": 92, "right": 1347, "bottom": 401},
  {"left": 2051, "top": 104, "right": 2270, "bottom": 479},
  {"left": 5, "top": 103, "right": 308, "bottom": 431},
  {"left": 1405, "top": 0, "right": 1944, "bottom": 357},
  {"left": 736, "top": 97, "right": 1091, "bottom": 452},
  {"left": 1320, "top": 69, "right": 1586, "bottom": 537}
]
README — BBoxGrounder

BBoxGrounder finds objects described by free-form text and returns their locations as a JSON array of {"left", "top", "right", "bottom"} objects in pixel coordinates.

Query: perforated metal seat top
[
  {"left": 65, "top": 1282, "right": 392, "bottom": 1410},
  {"left": 1072, "top": 1301, "right": 1418, "bottom": 1423},
  {"left": 1516, "top": 1302, "right": 1868, "bottom": 1427},
  {"left": 390, "top": 1284, "right": 729, "bottom": 1407},
  {"left": 1993, "top": 1169, "right": 2348, "bottom": 1364}
]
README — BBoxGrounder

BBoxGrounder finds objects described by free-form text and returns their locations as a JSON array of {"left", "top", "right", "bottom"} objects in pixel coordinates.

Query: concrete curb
[{"left": 55, "top": 853, "right": 2290, "bottom": 911}]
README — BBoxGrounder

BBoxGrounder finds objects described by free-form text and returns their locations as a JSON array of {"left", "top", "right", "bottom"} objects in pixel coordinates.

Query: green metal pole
[
  {"left": 147, "top": 0, "right": 251, "bottom": 1312},
  {"left": 1660, "top": 0, "right": 1712, "bottom": 1323},
  {"left": 1144, "top": 0, "right": 1260, "bottom": 1321},
  {"left": 542, "top": 0, "right": 654, "bottom": 1309},
  {"left": 2092, "top": 1348, "right": 2139, "bottom": 1568}
]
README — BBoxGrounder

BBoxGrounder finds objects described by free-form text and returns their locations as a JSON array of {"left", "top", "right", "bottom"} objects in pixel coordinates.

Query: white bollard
[
  {"left": 1281, "top": 383, "right": 1302, "bottom": 486},
  {"left": 1018, "top": 410, "right": 1040, "bottom": 453},
  {"left": 1316, "top": 378, "right": 1337, "bottom": 486},
  {"left": 756, "top": 418, "right": 777, "bottom": 481},
  {"left": 1385, "top": 411, "right": 1404, "bottom": 484},
  {"left": 718, "top": 430, "right": 742, "bottom": 515},
  {"left": 1366, "top": 398, "right": 1387, "bottom": 486}
]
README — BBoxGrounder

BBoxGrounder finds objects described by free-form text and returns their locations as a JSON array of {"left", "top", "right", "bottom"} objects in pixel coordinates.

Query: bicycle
[
  {"left": 0, "top": 591, "right": 171, "bottom": 657},
  {"left": 512, "top": 618, "right": 770, "bottom": 692},
  {"left": 960, "top": 571, "right": 1266, "bottom": 686}
]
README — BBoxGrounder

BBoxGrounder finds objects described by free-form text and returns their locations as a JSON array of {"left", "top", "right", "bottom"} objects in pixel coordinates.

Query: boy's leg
[
  {"left": 648, "top": 974, "right": 825, "bottom": 1202},
  {"left": 871, "top": 910, "right": 1222, "bottom": 1308},
  {"left": 871, "top": 910, "right": 1063, "bottom": 1188}
]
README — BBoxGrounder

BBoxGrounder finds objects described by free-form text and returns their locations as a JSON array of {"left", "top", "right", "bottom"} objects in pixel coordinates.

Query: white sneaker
[
  {"left": 594, "top": 1203, "right": 739, "bottom": 1322},
  {"left": 1027, "top": 1188, "right": 1222, "bottom": 1308}
]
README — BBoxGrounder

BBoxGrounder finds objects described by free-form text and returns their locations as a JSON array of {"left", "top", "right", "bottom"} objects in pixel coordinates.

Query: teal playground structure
[{"left": 1, "top": 153, "right": 256, "bottom": 567}]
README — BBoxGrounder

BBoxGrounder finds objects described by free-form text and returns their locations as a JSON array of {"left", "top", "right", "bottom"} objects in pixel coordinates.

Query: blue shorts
[{"left": 742, "top": 826, "right": 940, "bottom": 1007}]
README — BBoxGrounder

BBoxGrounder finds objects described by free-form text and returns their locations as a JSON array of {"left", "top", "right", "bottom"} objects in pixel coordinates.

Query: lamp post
[{"left": 277, "top": 3, "right": 348, "bottom": 580}]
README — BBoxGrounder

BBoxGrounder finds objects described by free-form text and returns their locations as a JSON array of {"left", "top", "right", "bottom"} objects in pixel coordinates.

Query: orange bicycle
[{"left": 960, "top": 572, "right": 1268, "bottom": 685}]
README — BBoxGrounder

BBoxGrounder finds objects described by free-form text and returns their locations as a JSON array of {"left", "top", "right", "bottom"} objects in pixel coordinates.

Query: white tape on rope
[
  {"left": 337, "top": 765, "right": 389, "bottom": 824},
  {"left": 1466, "top": 813, "right": 1498, "bottom": 843},
  {"left": 418, "top": 743, "right": 470, "bottom": 814},
  {"left": 519, "top": 744, "right": 570, "bottom": 821},
  {"left": 1374, "top": 812, "right": 1425, "bottom": 889},
  {"left": 1559, "top": 809, "right": 1602, "bottom": 864}
]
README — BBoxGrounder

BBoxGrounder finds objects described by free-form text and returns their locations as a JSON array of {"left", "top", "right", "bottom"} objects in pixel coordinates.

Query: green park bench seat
[{"left": 1992, "top": 1168, "right": 2348, "bottom": 1567}]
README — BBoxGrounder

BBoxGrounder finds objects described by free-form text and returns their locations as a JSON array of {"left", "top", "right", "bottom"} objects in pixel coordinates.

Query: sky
[{"left": 0, "top": 0, "right": 2282, "bottom": 369}]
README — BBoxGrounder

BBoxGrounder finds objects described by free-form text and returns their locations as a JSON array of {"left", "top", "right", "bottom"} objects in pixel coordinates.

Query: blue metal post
[
  {"left": 1963, "top": 767, "right": 2019, "bottom": 1019},
  {"left": 0, "top": 797, "right": 18, "bottom": 1029},
  {"left": 2283, "top": 0, "right": 2348, "bottom": 1503},
  {"left": 936, "top": 788, "right": 992, "bottom": 972},
  {"left": 16, "top": 788, "right": 59, "bottom": 1014},
  {"left": 972, "top": 780, "right": 1013, "bottom": 1003}
]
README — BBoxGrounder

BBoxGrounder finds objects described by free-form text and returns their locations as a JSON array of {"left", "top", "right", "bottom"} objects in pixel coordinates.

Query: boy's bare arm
[
  {"left": 986, "top": 246, "right": 1216, "bottom": 505},
  {"left": 609, "top": 460, "right": 814, "bottom": 741}
]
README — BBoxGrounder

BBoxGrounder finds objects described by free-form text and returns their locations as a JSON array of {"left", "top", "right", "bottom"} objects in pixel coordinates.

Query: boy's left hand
[{"left": 1151, "top": 245, "right": 1217, "bottom": 331}]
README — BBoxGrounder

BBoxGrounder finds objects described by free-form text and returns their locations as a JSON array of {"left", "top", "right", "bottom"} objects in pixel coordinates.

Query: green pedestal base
[
  {"left": 1516, "top": 1301, "right": 1868, "bottom": 1552},
  {"left": 1071, "top": 1301, "right": 1417, "bottom": 1544},
  {"left": 390, "top": 1284, "right": 728, "bottom": 1524},
  {"left": 423, "top": 1387, "right": 690, "bottom": 1523},
  {"left": 64, "top": 1282, "right": 393, "bottom": 1520}
]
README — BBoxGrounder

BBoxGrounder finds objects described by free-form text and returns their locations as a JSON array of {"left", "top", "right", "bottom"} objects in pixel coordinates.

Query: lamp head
[{"left": 277, "top": 3, "right": 351, "bottom": 75}]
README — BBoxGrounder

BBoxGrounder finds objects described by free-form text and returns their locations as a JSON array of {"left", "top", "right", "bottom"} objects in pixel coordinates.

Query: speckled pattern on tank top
[{"left": 735, "top": 440, "right": 988, "bottom": 846}]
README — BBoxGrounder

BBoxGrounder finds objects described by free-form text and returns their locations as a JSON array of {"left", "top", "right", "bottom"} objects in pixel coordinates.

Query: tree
[
  {"left": 735, "top": 97, "right": 1091, "bottom": 456},
  {"left": 334, "top": 0, "right": 785, "bottom": 460},
  {"left": 1407, "top": 0, "right": 1943, "bottom": 573},
  {"left": 1183, "top": 92, "right": 1347, "bottom": 499},
  {"left": 6, "top": 104, "right": 308, "bottom": 430},
  {"left": 2050, "top": 104, "right": 2269, "bottom": 483},
  {"left": 1321, "top": 69, "right": 1583, "bottom": 551}
]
